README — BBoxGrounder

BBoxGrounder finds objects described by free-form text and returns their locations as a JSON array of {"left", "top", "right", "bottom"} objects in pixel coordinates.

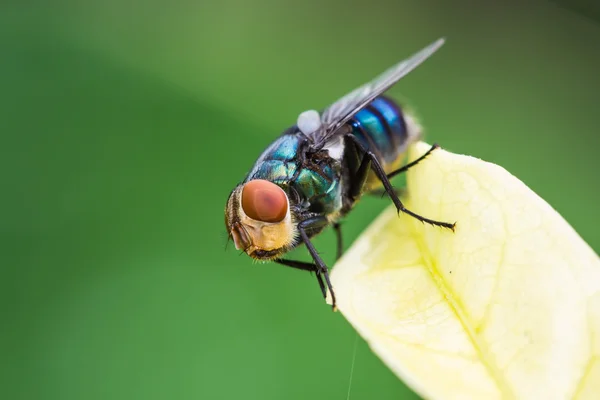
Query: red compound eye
[{"left": 241, "top": 180, "right": 288, "bottom": 223}]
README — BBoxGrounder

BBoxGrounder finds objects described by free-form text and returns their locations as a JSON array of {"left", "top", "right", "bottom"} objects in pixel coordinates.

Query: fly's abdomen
[{"left": 348, "top": 96, "right": 417, "bottom": 173}]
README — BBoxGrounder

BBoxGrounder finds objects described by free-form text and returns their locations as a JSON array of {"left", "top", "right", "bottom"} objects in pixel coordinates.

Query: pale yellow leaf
[{"left": 330, "top": 142, "right": 600, "bottom": 400}]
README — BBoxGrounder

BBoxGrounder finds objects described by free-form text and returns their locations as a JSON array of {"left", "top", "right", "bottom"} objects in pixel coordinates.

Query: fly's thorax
[{"left": 225, "top": 180, "right": 298, "bottom": 260}]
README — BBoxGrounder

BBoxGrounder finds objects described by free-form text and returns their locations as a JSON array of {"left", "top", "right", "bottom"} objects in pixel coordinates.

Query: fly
[{"left": 224, "top": 38, "right": 456, "bottom": 311}]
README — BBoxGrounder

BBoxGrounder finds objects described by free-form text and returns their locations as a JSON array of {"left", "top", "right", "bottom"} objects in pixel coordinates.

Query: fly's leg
[
  {"left": 367, "top": 144, "right": 438, "bottom": 197},
  {"left": 387, "top": 143, "right": 439, "bottom": 179},
  {"left": 333, "top": 222, "right": 344, "bottom": 261},
  {"left": 300, "top": 216, "right": 336, "bottom": 310},
  {"left": 367, "top": 187, "right": 405, "bottom": 199},
  {"left": 274, "top": 259, "right": 326, "bottom": 299},
  {"left": 344, "top": 134, "right": 455, "bottom": 231},
  {"left": 298, "top": 217, "right": 337, "bottom": 310},
  {"left": 274, "top": 216, "right": 337, "bottom": 311}
]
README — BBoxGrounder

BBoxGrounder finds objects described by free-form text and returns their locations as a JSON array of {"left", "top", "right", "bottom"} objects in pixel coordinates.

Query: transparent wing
[{"left": 315, "top": 38, "right": 445, "bottom": 145}]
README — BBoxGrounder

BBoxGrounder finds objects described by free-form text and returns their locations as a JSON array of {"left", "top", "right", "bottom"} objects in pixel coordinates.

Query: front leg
[
  {"left": 274, "top": 258, "right": 327, "bottom": 302},
  {"left": 275, "top": 216, "right": 337, "bottom": 310},
  {"left": 297, "top": 216, "right": 337, "bottom": 310},
  {"left": 277, "top": 221, "right": 344, "bottom": 302}
]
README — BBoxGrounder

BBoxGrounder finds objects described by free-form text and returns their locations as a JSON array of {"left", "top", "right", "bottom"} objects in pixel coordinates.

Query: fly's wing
[{"left": 313, "top": 38, "right": 445, "bottom": 146}]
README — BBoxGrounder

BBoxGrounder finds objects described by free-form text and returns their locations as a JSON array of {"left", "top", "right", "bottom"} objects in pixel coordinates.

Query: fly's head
[{"left": 225, "top": 179, "right": 298, "bottom": 261}]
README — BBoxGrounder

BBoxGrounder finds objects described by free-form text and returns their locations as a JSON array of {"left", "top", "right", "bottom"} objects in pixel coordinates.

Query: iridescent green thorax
[{"left": 247, "top": 133, "right": 343, "bottom": 216}]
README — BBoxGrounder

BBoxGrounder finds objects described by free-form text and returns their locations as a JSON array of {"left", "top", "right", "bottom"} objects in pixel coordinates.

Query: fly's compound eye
[{"left": 241, "top": 180, "right": 288, "bottom": 223}]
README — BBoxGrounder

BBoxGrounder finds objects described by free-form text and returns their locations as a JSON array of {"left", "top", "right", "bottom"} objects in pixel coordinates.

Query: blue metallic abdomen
[{"left": 348, "top": 96, "right": 408, "bottom": 167}]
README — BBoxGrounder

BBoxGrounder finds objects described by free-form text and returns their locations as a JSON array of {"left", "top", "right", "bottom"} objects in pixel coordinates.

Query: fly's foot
[{"left": 394, "top": 202, "right": 456, "bottom": 231}]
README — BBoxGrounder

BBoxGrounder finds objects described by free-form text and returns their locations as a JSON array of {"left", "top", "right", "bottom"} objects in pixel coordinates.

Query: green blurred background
[{"left": 2, "top": 0, "right": 599, "bottom": 399}]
